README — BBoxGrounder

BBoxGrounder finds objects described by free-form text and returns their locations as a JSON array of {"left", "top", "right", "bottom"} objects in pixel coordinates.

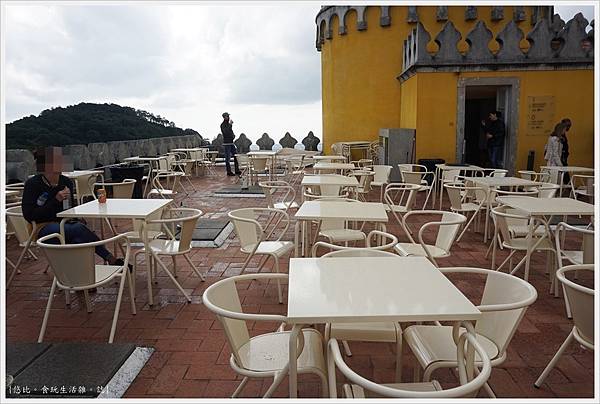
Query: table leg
[
  {"left": 524, "top": 217, "right": 535, "bottom": 282},
  {"left": 288, "top": 324, "right": 302, "bottom": 398},
  {"left": 294, "top": 221, "right": 300, "bottom": 257},
  {"left": 142, "top": 221, "right": 154, "bottom": 306}
]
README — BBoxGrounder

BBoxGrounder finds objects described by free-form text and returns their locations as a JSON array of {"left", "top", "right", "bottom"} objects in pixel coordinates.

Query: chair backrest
[
  {"left": 228, "top": 208, "right": 261, "bottom": 250},
  {"left": 434, "top": 211, "right": 466, "bottom": 252},
  {"left": 557, "top": 265, "right": 594, "bottom": 346},
  {"left": 351, "top": 170, "right": 374, "bottom": 193},
  {"left": 73, "top": 173, "right": 98, "bottom": 200},
  {"left": 384, "top": 183, "right": 420, "bottom": 212},
  {"left": 132, "top": 207, "right": 166, "bottom": 234},
  {"left": 443, "top": 183, "right": 466, "bottom": 211},
  {"left": 37, "top": 233, "right": 97, "bottom": 287},
  {"left": 322, "top": 249, "right": 397, "bottom": 258},
  {"left": 259, "top": 180, "right": 296, "bottom": 209},
  {"left": 536, "top": 182, "right": 560, "bottom": 198},
  {"left": 251, "top": 157, "right": 269, "bottom": 172},
  {"left": 555, "top": 222, "right": 594, "bottom": 265},
  {"left": 490, "top": 169, "right": 508, "bottom": 177},
  {"left": 442, "top": 168, "right": 461, "bottom": 181},
  {"left": 153, "top": 172, "right": 180, "bottom": 195},
  {"left": 203, "top": 274, "right": 288, "bottom": 369},
  {"left": 571, "top": 174, "right": 594, "bottom": 199},
  {"left": 319, "top": 184, "right": 344, "bottom": 197},
  {"left": 236, "top": 154, "right": 250, "bottom": 167},
  {"left": 327, "top": 335, "right": 492, "bottom": 398},
  {"left": 151, "top": 208, "right": 202, "bottom": 252},
  {"left": 372, "top": 165, "right": 392, "bottom": 184},
  {"left": 5, "top": 206, "right": 33, "bottom": 244},
  {"left": 312, "top": 230, "right": 398, "bottom": 257},
  {"left": 441, "top": 267, "right": 537, "bottom": 357},
  {"left": 94, "top": 179, "right": 136, "bottom": 199},
  {"left": 202, "top": 277, "right": 251, "bottom": 364},
  {"left": 490, "top": 205, "right": 525, "bottom": 243}
]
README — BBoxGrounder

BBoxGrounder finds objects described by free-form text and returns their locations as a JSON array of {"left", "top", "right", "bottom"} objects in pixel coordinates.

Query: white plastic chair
[
  {"left": 249, "top": 156, "right": 270, "bottom": 184},
  {"left": 5, "top": 206, "right": 40, "bottom": 289},
  {"left": 490, "top": 205, "right": 555, "bottom": 281},
  {"left": 399, "top": 164, "right": 435, "bottom": 209},
  {"left": 314, "top": 198, "right": 367, "bottom": 247},
  {"left": 228, "top": 208, "right": 294, "bottom": 303},
  {"left": 554, "top": 223, "right": 594, "bottom": 318},
  {"left": 394, "top": 210, "right": 467, "bottom": 266},
  {"left": 570, "top": 174, "right": 594, "bottom": 202},
  {"left": 403, "top": 267, "right": 537, "bottom": 398},
  {"left": 259, "top": 180, "right": 298, "bottom": 211},
  {"left": 133, "top": 208, "right": 205, "bottom": 302},
  {"left": 73, "top": 172, "right": 103, "bottom": 205},
  {"left": 36, "top": 233, "right": 135, "bottom": 343},
  {"left": 348, "top": 170, "right": 374, "bottom": 201},
  {"left": 328, "top": 334, "right": 492, "bottom": 398},
  {"left": 370, "top": 165, "right": 393, "bottom": 202},
  {"left": 535, "top": 182, "right": 560, "bottom": 198},
  {"left": 444, "top": 182, "right": 486, "bottom": 242},
  {"left": 202, "top": 273, "right": 328, "bottom": 398},
  {"left": 148, "top": 172, "right": 181, "bottom": 199},
  {"left": 384, "top": 183, "right": 421, "bottom": 241},
  {"left": 534, "top": 264, "right": 594, "bottom": 388},
  {"left": 518, "top": 170, "right": 550, "bottom": 183},
  {"left": 93, "top": 179, "right": 136, "bottom": 199}
]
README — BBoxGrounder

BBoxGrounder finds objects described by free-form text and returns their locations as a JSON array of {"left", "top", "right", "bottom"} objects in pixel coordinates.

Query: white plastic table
[
  {"left": 293, "top": 200, "right": 388, "bottom": 256},
  {"left": 472, "top": 177, "right": 541, "bottom": 240},
  {"left": 58, "top": 198, "right": 173, "bottom": 305},
  {"left": 313, "top": 162, "right": 355, "bottom": 174},
  {"left": 300, "top": 175, "right": 359, "bottom": 202},
  {"left": 496, "top": 196, "right": 594, "bottom": 280},
  {"left": 285, "top": 256, "right": 481, "bottom": 397},
  {"left": 434, "top": 164, "right": 482, "bottom": 208},
  {"left": 541, "top": 166, "right": 593, "bottom": 196},
  {"left": 123, "top": 156, "right": 167, "bottom": 196},
  {"left": 247, "top": 151, "right": 280, "bottom": 180},
  {"left": 62, "top": 170, "right": 104, "bottom": 179}
]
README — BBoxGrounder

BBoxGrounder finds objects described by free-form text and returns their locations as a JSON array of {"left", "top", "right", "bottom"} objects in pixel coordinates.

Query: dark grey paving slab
[
  {"left": 6, "top": 343, "right": 51, "bottom": 377},
  {"left": 214, "top": 185, "right": 264, "bottom": 194},
  {"left": 8, "top": 343, "right": 136, "bottom": 398}
]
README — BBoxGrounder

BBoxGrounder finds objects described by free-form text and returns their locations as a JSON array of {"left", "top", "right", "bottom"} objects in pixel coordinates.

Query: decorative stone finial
[
  {"left": 436, "top": 6, "right": 448, "bottom": 22},
  {"left": 465, "top": 6, "right": 477, "bottom": 21},
  {"left": 558, "top": 12, "right": 590, "bottom": 58},
  {"left": 257, "top": 133, "right": 275, "bottom": 150},
  {"left": 234, "top": 133, "right": 252, "bottom": 153},
  {"left": 433, "top": 21, "right": 462, "bottom": 61},
  {"left": 495, "top": 20, "right": 525, "bottom": 60},
  {"left": 302, "top": 131, "right": 320, "bottom": 151},
  {"left": 464, "top": 21, "right": 494, "bottom": 61},
  {"left": 279, "top": 132, "right": 298, "bottom": 148},
  {"left": 407, "top": 6, "right": 418, "bottom": 23}
]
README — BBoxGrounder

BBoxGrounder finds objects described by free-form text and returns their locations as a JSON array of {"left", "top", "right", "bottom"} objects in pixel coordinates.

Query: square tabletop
[
  {"left": 541, "top": 166, "right": 594, "bottom": 173},
  {"left": 314, "top": 162, "right": 355, "bottom": 170},
  {"left": 312, "top": 155, "right": 346, "bottom": 161},
  {"left": 58, "top": 198, "right": 172, "bottom": 220},
  {"left": 301, "top": 175, "right": 359, "bottom": 187},
  {"left": 287, "top": 256, "right": 481, "bottom": 324},
  {"left": 295, "top": 200, "right": 388, "bottom": 222},
  {"left": 496, "top": 196, "right": 595, "bottom": 216},
  {"left": 124, "top": 156, "right": 165, "bottom": 162},
  {"left": 472, "top": 176, "right": 540, "bottom": 188},
  {"left": 435, "top": 164, "right": 482, "bottom": 171},
  {"left": 247, "top": 150, "right": 279, "bottom": 156},
  {"left": 62, "top": 170, "right": 103, "bottom": 179}
]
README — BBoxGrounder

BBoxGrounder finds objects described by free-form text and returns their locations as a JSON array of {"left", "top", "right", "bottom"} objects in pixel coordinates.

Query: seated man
[{"left": 21, "top": 146, "right": 123, "bottom": 266}]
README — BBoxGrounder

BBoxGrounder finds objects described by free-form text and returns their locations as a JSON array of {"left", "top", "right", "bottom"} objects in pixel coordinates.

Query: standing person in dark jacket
[
  {"left": 481, "top": 110, "right": 506, "bottom": 168},
  {"left": 559, "top": 118, "right": 572, "bottom": 184},
  {"left": 21, "top": 147, "right": 122, "bottom": 264},
  {"left": 220, "top": 112, "right": 241, "bottom": 176}
]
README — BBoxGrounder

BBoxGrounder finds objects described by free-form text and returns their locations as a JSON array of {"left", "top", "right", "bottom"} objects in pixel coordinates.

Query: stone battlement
[{"left": 400, "top": 13, "right": 594, "bottom": 80}]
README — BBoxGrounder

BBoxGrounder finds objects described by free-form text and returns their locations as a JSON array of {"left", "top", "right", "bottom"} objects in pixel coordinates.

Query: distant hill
[{"left": 6, "top": 102, "right": 202, "bottom": 150}]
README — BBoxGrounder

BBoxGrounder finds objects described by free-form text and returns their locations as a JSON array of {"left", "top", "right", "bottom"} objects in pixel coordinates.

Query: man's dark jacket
[
  {"left": 484, "top": 119, "right": 506, "bottom": 147},
  {"left": 220, "top": 120, "right": 235, "bottom": 144}
]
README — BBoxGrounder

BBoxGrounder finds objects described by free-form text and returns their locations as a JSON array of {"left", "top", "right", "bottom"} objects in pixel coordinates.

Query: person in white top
[{"left": 544, "top": 123, "right": 565, "bottom": 167}]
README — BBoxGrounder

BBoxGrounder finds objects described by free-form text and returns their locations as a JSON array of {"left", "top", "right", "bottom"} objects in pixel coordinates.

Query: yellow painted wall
[
  {"left": 406, "top": 70, "right": 594, "bottom": 171},
  {"left": 320, "top": 5, "right": 546, "bottom": 154}
]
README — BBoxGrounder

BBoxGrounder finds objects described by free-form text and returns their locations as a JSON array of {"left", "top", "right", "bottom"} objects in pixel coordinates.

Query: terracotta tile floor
[{"left": 5, "top": 172, "right": 594, "bottom": 398}]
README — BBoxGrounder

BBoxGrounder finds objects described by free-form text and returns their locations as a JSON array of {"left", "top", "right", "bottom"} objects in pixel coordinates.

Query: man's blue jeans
[
  {"left": 488, "top": 146, "right": 503, "bottom": 169},
  {"left": 223, "top": 144, "right": 240, "bottom": 174},
  {"left": 37, "top": 222, "right": 112, "bottom": 261}
]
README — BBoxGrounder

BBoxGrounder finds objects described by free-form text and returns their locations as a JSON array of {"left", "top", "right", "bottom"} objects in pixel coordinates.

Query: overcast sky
[{"left": 2, "top": 2, "right": 596, "bottom": 143}]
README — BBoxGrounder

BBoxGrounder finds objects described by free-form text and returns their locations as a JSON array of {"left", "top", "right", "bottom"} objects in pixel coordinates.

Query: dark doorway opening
[{"left": 464, "top": 87, "right": 496, "bottom": 167}]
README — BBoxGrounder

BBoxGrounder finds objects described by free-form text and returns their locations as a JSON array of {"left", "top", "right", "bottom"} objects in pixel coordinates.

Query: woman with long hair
[{"left": 544, "top": 123, "right": 565, "bottom": 167}]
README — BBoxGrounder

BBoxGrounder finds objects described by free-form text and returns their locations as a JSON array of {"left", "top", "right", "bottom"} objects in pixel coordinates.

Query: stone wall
[{"left": 5, "top": 134, "right": 203, "bottom": 182}]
